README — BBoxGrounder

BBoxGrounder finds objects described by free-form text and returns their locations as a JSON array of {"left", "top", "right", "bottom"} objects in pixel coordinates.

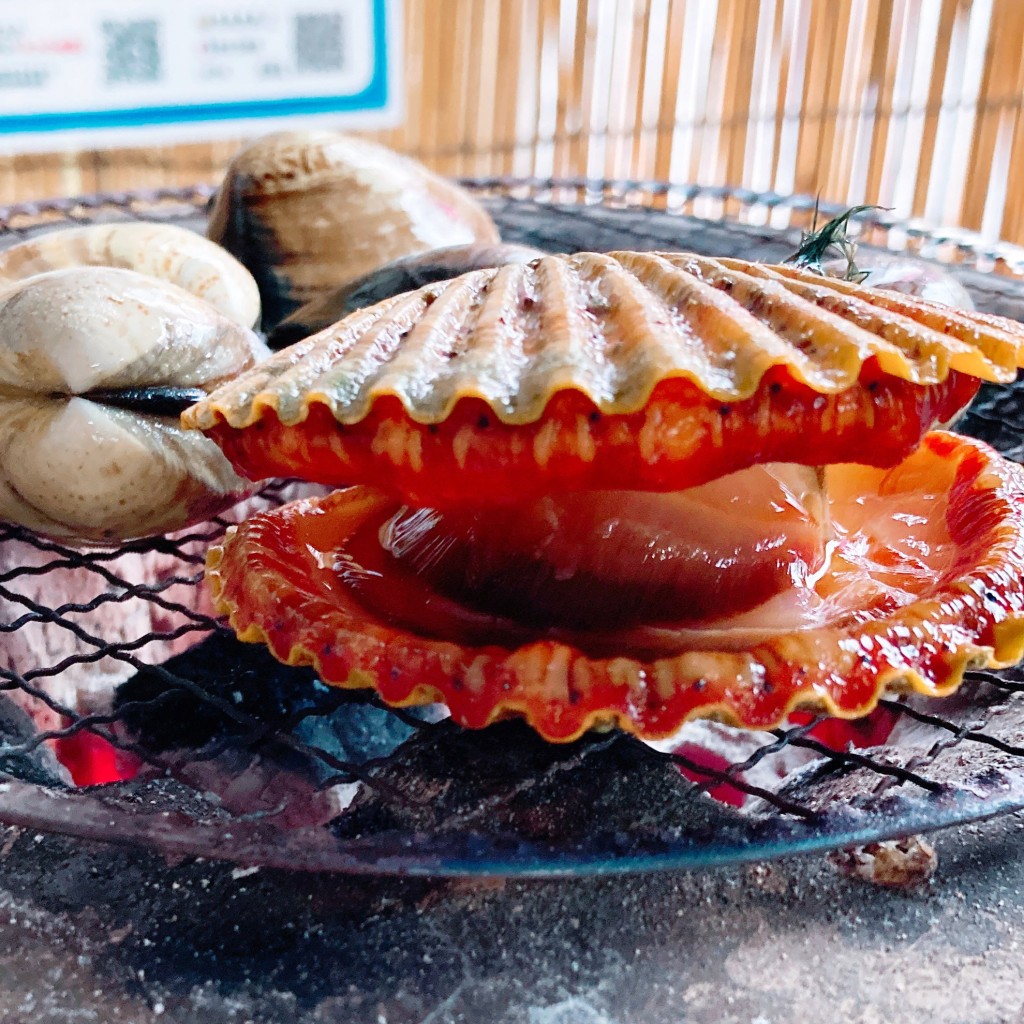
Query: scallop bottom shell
[{"left": 207, "top": 432, "right": 1024, "bottom": 742}]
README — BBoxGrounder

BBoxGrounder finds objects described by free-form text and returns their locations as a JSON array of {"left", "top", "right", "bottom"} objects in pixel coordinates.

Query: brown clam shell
[
  {"left": 185, "top": 250, "right": 1024, "bottom": 434},
  {"left": 207, "top": 131, "right": 501, "bottom": 330},
  {"left": 268, "top": 242, "right": 545, "bottom": 348}
]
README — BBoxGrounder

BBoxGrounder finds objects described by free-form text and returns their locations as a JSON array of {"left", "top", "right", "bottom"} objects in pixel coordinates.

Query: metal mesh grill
[{"left": 3, "top": 181, "right": 1024, "bottom": 877}]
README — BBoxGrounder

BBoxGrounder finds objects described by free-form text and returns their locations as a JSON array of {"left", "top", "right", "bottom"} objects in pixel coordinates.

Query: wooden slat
[
  {"left": 548, "top": 0, "right": 578, "bottom": 180},
  {"left": 567, "top": 0, "right": 593, "bottom": 184},
  {"left": 999, "top": 3, "right": 1024, "bottom": 241},
  {"left": 862, "top": 0, "right": 899, "bottom": 204},
  {"left": 455, "top": 0, "right": 481, "bottom": 175},
  {"left": 961, "top": 0, "right": 1024, "bottom": 229},
  {"left": 651, "top": 0, "right": 688, "bottom": 185},
  {"left": 719, "top": 0, "right": 760, "bottom": 188},
  {"left": 475, "top": 0, "right": 504, "bottom": 178},
  {"left": 793, "top": 0, "right": 836, "bottom": 196},
  {"left": 628, "top": 0, "right": 656, "bottom": 179},
  {"left": 815, "top": 0, "right": 856, "bottom": 201},
  {"left": 769, "top": 0, "right": 806, "bottom": 198},
  {"left": 528, "top": 0, "right": 552, "bottom": 178},
  {"left": 687, "top": 0, "right": 726, "bottom": 185},
  {"left": 911, "top": 0, "right": 962, "bottom": 217},
  {"left": 2, "top": 0, "right": 1024, "bottom": 246}
]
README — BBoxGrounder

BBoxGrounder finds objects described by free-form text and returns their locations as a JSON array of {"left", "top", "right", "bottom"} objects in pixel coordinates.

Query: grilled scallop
[{"left": 186, "top": 251, "right": 1024, "bottom": 741}]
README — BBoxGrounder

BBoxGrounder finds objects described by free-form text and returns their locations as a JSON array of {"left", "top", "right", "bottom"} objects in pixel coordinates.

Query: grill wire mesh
[{"left": 2, "top": 182, "right": 1024, "bottom": 876}]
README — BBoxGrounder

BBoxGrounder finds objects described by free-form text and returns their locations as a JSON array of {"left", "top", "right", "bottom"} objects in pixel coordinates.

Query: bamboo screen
[{"left": 3, "top": 0, "right": 1024, "bottom": 244}]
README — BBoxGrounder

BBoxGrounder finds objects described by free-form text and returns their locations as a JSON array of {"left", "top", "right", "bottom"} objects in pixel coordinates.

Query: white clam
[
  {"left": 0, "top": 221, "right": 261, "bottom": 328},
  {"left": 0, "top": 266, "right": 270, "bottom": 543}
]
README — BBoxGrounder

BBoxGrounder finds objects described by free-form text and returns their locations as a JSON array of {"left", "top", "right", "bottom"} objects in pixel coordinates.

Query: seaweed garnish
[{"left": 785, "top": 201, "right": 886, "bottom": 281}]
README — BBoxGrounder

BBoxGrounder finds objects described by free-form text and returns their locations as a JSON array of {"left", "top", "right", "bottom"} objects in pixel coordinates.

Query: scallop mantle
[{"left": 206, "top": 432, "right": 1024, "bottom": 740}]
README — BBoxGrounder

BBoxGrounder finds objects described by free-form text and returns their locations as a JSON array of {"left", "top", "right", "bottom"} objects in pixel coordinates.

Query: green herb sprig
[{"left": 785, "top": 202, "right": 887, "bottom": 281}]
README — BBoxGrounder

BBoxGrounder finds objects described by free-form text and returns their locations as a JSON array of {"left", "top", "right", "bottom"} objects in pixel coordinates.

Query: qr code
[
  {"left": 294, "top": 13, "right": 345, "bottom": 72},
  {"left": 102, "top": 20, "right": 162, "bottom": 84}
]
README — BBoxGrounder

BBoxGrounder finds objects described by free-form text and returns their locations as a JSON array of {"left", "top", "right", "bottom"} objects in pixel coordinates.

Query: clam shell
[
  {"left": 823, "top": 253, "right": 976, "bottom": 309},
  {"left": 185, "top": 250, "right": 1024, "bottom": 433},
  {"left": 0, "top": 267, "right": 269, "bottom": 543},
  {"left": 0, "top": 222, "right": 260, "bottom": 328},
  {"left": 207, "top": 131, "right": 501, "bottom": 330},
  {"left": 268, "top": 242, "right": 545, "bottom": 349}
]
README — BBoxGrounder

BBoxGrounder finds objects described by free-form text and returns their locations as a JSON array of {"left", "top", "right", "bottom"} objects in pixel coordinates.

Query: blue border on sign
[{"left": 0, "top": 0, "right": 390, "bottom": 134}]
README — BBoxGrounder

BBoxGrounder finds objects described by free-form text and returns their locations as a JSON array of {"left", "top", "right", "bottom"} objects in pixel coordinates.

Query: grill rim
[{"left": 2, "top": 180, "right": 1024, "bottom": 876}]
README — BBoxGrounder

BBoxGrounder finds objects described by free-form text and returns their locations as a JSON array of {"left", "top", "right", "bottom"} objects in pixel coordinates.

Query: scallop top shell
[
  {"left": 185, "top": 250, "right": 1024, "bottom": 433},
  {"left": 0, "top": 266, "right": 269, "bottom": 542},
  {"left": 207, "top": 131, "right": 501, "bottom": 329},
  {"left": 0, "top": 222, "right": 261, "bottom": 328},
  {"left": 268, "top": 242, "right": 546, "bottom": 348}
]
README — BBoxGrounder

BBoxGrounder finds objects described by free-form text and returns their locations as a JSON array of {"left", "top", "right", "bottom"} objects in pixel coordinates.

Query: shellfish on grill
[
  {"left": 186, "top": 251, "right": 1024, "bottom": 742},
  {"left": 207, "top": 130, "right": 502, "bottom": 331},
  {"left": 269, "top": 242, "right": 546, "bottom": 348},
  {"left": 824, "top": 253, "right": 976, "bottom": 309},
  {"left": 0, "top": 266, "right": 269, "bottom": 543},
  {"left": 0, "top": 221, "right": 261, "bottom": 328}
]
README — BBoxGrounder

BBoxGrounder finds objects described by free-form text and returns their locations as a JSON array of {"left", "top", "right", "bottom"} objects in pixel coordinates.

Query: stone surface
[{"left": 0, "top": 813, "right": 1022, "bottom": 1023}]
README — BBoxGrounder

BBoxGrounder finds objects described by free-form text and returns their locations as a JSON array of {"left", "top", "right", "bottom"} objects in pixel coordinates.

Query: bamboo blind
[{"left": 3, "top": 0, "right": 1024, "bottom": 243}]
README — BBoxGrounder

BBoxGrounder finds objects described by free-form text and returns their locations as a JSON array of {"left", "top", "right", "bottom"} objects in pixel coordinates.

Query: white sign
[{"left": 0, "top": 0, "right": 401, "bottom": 152}]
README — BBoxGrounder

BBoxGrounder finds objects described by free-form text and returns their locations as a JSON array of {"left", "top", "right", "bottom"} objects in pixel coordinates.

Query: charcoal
[
  {"left": 0, "top": 691, "right": 70, "bottom": 787},
  {"left": 113, "top": 631, "right": 420, "bottom": 768},
  {"left": 956, "top": 374, "right": 1024, "bottom": 461},
  {"left": 332, "top": 720, "right": 749, "bottom": 849}
]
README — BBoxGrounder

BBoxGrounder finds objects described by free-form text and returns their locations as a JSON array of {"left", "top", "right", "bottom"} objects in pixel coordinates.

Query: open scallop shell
[
  {"left": 207, "top": 131, "right": 501, "bottom": 330},
  {"left": 195, "top": 250, "right": 1024, "bottom": 740},
  {"left": 207, "top": 432, "right": 1024, "bottom": 741},
  {"left": 0, "top": 221, "right": 261, "bottom": 328}
]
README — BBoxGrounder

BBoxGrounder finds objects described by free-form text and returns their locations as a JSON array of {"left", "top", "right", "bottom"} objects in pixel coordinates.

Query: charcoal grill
[{"left": 3, "top": 181, "right": 1024, "bottom": 877}]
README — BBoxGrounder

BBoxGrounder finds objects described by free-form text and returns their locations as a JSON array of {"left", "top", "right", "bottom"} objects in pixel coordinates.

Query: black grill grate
[{"left": 1, "top": 181, "right": 1024, "bottom": 876}]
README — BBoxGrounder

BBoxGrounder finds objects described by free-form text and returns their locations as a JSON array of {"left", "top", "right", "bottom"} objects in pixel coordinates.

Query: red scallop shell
[
  {"left": 204, "top": 364, "right": 980, "bottom": 508},
  {"left": 207, "top": 431, "right": 1024, "bottom": 741},
  {"left": 185, "top": 250, "right": 1024, "bottom": 508}
]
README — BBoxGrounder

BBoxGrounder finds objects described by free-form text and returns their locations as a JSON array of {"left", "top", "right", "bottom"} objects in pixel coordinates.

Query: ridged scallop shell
[
  {"left": 207, "top": 432, "right": 1024, "bottom": 741},
  {"left": 0, "top": 266, "right": 269, "bottom": 543},
  {"left": 268, "top": 242, "right": 546, "bottom": 349},
  {"left": 185, "top": 250, "right": 1024, "bottom": 433},
  {"left": 207, "top": 131, "right": 501, "bottom": 330},
  {"left": 0, "top": 222, "right": 261, "bottom": 328}
]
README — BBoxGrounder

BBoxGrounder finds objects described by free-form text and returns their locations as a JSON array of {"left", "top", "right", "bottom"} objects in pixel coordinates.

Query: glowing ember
[{"left": 52, "top": 727, "right": 141, "bottom": 787}]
